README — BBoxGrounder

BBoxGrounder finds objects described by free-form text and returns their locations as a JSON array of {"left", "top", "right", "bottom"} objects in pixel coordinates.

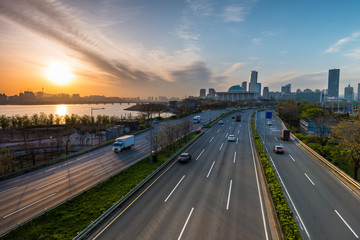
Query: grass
[
  {"left": 251, "top": 117, "right": 301, "bottom": 240},
  {"left": 1, "top": 133, "right": 198, "bottom": 240}
]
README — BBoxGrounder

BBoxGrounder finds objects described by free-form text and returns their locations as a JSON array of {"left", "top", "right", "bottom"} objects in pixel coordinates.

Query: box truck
[
  {"left": 112, "top": 135, "right": 135, "bottom": 153},
  {"left": 281, "top": 130, "right": 290, "bottom": 141}
]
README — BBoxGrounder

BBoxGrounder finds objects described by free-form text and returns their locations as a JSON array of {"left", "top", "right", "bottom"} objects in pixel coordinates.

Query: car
[
  {"left": 228, "top": 135, "right": 235, "bottom": 142},
  {"left": 218, "top": 120, "right": 224, "bottom": 125},
  {"left": 267, "top": 121, "right": 272, "bottom": 125},
  {"left": 274, "top": 145, "right": 285, "bottom": 154},
  {"left": 152, "top": 119, "right": 159, "bottom": 124},
  {"left": 178, "top": 153, "right": 191, "bottom": 163},
  {"left": 195, "top": 127, "right": 202, "bottom": 133},
  {"left": 232, "top": 116, "right": 235, "bottom": 119}
]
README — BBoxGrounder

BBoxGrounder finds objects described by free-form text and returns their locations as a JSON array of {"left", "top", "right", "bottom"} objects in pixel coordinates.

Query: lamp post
[{"left": 91, "top": 107, "right": 105, "bottom": 145}]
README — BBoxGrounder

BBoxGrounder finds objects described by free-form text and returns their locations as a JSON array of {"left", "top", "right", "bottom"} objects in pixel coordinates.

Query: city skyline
[{"left": 1, "top": 1, "right": 360, "bottom": 98}]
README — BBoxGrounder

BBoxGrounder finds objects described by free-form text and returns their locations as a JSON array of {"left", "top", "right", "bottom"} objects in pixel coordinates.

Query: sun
[{"left": 45, "top": 62, "right": 74, "bottom": 85}]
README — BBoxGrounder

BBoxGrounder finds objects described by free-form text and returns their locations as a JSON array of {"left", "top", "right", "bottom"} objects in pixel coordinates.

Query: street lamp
[{"left": 91, "top": 107, "right": 105, "bottom": 145}]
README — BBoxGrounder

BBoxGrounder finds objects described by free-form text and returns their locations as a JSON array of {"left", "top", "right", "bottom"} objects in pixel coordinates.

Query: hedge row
[{"left": 251, "top": 119, "right": 301, "bottom": 240}]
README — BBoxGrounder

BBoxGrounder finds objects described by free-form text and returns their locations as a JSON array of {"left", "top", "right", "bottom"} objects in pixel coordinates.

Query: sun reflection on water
[{"left": 56, "top": 105, "right": 67, "bottom": 116}]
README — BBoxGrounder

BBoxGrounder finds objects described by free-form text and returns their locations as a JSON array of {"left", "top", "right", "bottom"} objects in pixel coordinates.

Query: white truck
[
  {"left": 193, "top": 116, "right": 201, "bottom": 123},
  {"left": 112, "top": 135, "right": 135, "bottom": 153}
]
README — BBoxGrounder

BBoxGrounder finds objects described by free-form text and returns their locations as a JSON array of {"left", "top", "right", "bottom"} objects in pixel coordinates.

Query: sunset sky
[{"left": 1, "top": 0, "right": 360, "bottom": 98}]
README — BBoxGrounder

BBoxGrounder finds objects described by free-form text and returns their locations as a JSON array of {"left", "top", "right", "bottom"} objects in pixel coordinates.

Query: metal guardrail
[
  {"left": 290, "top": 133, "right": 360, "bottom": 191},
  {"left": 72, "top": 131, "right": 204, "bottom": 240}
]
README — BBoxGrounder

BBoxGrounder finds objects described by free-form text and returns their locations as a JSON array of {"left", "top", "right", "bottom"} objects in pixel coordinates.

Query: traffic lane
[
  {"left": 279, "top": 141, "right": 360, "bottom": 239},
  {"left": 94, "top": 112, "right": 270, "bottom": 240},
  {"left": 266, "top": 116, "right": 360, "bottom": 239},
  {"left": 92, "top": 133, "right": 217, "bottom": 239}
]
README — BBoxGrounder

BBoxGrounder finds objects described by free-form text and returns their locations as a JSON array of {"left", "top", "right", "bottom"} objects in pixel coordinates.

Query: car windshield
[
  {"left": 180, "top": 154, "right": 188, "bottom": 158},
  {"left": 113, "top": 143, "right": 121, "bottom": 147}
]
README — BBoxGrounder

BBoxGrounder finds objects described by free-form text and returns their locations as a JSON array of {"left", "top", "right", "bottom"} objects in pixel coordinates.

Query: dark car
[
  {"left": 274, "top": 145, "right": 285, "bottom": 154},
  {"left": 178, "top": 153, "right": 191, "bottom": 163},
  {"left": 218, "top": 120, "right": 224, "bottom": 125}
]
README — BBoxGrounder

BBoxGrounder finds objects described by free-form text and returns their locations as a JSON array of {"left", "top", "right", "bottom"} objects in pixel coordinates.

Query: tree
[{"left": 330, "top": 120, "right": 360, "bottom": 180}]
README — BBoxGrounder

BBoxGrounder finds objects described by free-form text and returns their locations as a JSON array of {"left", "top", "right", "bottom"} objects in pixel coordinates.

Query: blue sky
[{"left": 1, "top": 0, "right": 360, "bottom": 98}]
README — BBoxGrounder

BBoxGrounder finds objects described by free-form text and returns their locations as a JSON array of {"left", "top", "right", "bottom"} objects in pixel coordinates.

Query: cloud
[
  {"left": 221, "top": 1, "right": 257, "bottom": 22},
  {"left": 252, "top": 38, "right": 262, "bottom": 44},
  {"left": 186, "top": 0, "right": 213, "bottom": 17},
  {"left": 325, "top": 32, "right": 360, "bottom": 53},
  {"left": 0, "top": 0, "right": 171, "bottom": 85},
  {"left": 170, "top": 61, "right": 212, "bottom": 83},
  {"left": 222, "top": 62, "right": 247, "bottom": 76},
  {"left": 264, "top": 71, "right": 327, "bottom": 91},
  {"left": 344, "top": 48, "right": 360, "bottom": 59}
]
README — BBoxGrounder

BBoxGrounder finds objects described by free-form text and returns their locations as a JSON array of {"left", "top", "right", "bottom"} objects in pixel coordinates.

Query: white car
[
  {"left": 267, "top": 121, "right": 272, "bottom": 125},
  {"left": 228, "top": 135, "right": 235, "bottom": 142},
  {"left": 218, "top": 120, "right": 224, "bottom": 125}
]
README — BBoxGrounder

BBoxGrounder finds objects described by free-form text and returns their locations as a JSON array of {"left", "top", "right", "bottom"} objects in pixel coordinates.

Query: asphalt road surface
[
  {"left": 257, "top": 111, "right": 360, "bottom": 240},
  {"left": 90, "top": 110, "right": 276, "bottom": 240},
  {"left": 0, "top": 110, "right": 225, "bottom": 235}
]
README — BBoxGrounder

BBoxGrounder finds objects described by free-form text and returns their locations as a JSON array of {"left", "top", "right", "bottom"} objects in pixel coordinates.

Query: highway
[
  {"left": 0, "top": 110, "right": 225, "bottom": 235},
  {"left": 90, "top": 110, "right": 277, "bottom": 240},
  {"left": 256, "top": 111, "right": 360, "bottom": 240}
]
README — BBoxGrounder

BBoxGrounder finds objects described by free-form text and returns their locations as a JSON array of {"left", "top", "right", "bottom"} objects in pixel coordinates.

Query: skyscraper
[
  {"left": 248, "top": 71, "right": 258, "bottom": 92},
  {"left": 328, "top": 69, "right": 340, "bottom": 98},
  {"left": 200, "top": 89, "right": 206, "bottom": 98},
  {"left": 208, "top": 88, "right": 216, "bottom": 99},
  {"left": 241, "top": 81, "right": 247, "bottom": 92},
  {"left": 256, "top": 83, "right": 261, "bottom": 95},
  {"left": 263, "top": 87, "right": 269, "bottom": 99},
  {"left": 344, "top": 84, "right": 354, "bottom": 101}
]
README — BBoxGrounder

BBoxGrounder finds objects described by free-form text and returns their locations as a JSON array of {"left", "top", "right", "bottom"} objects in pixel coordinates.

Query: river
[{"left": 0, "top": 103, "right": 146, "bottom": 118}]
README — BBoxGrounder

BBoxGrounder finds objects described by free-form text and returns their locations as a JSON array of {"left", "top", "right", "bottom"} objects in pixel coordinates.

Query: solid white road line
[
  {"left": 289, "top": 154, "right": 295, "bottom": 162},
  {"left": 0, "top": 186, "right": 17, "bottom": 194},
  {"left": 225, "top": 133, "right": 228, "bottom": 138},
  {"left": 269, "top": 158, "right": 310, "bottom": 238},
  {"left": 248, "top": 127, "right": 269, "bottom": 240},
  {"left": 93, "top": 166, "right": 113, "bottom": 176},
  {"left": 164, "top": 175, "right": 185, "bottom": 202},
  {"left": 3, "top": 193, "right": 56, "bottom": 218},
  {"left": 217, "top": 129, "right": 220, "bottom": 133},
  {"left": 196, "top": 149, "right": 205, "bottom": 160},
  {"left": 304, "top": 173, "right": 315, "bottom": 185},
  {"left": 335, "top": 210, "right": 359, "bottom": 238},
  {"left": 35, "top": 176, "right": 67, "bottom": 190},
  {"left": 233, "top": 151, "right": 236, "bottom": 163},
  {"left": 219, "top": 143, "right": 224, "bottom": 150},
  {"left": 207, "top": 161, "right": 215, "bottom": 178},
  {"left": 226, "top": 180, "right": 232, "bottom": 210},
  {"left": 209, "top": 136, "right": 214, "bottom": 143},
  {"left": 178, "top": 207, "right": 194, "bottom": 240}
]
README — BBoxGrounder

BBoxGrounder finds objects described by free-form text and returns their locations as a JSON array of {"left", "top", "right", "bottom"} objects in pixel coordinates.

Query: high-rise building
[
  {"left": 281, "top": 84, "right": 291, "bottom": 94},
  {"left": 208, "top": 88, "right": 216, "bottom": 99},
  {"left": 241, "top": 81, "right": 247, "bottom": 92},
  {"left": 344, "top": 84, "right": 354, "bottom": 101},
  {"left": 263, "top": 87, "right": 269, "bottom": 99},
  {"left": 256, "top": 83, "right": 261, "bottom": 95},
  {"left": 200, "top": 89, "right": 206, "bottom": 98},
  {"left": 248, "top": 71, "right": 258, "bottom": 92},
  {"left": 328, "top": 69, "right": 340, "bottom": 98}
]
